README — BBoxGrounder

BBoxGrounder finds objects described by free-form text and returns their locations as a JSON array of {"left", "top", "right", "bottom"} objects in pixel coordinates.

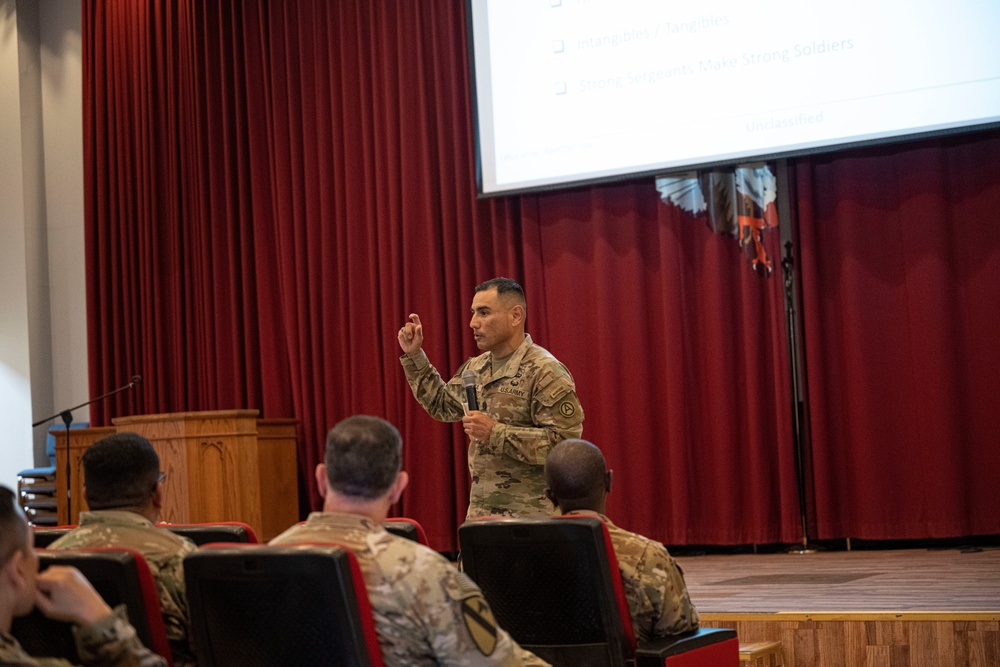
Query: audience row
[{"left": 1, "top": 418, "right": 700, "bottom": 666}]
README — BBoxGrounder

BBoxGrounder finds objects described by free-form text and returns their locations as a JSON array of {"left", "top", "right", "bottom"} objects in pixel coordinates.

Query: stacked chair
[{"left": 17, "top": 424, "right": 87, "bottom": 526}]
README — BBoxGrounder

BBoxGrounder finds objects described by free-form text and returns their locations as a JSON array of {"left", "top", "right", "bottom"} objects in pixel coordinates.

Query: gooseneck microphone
[
  {"left": 32, "top": 374, "right": 143, "bottom": 428},
  {"left": 30, "top": 373, "right": 144, "bottom": 521},
  {"left": 461, "top": 369, "right": 479, "bottom": 412}
]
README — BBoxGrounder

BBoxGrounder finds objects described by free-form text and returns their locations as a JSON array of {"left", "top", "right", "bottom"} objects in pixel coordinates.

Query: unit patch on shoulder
[
  {"left": 560, "top": 401, "right": 576, "bottom": 417},
  {"left": 461, "top": 594, "right": 498, "bottom": 656}
]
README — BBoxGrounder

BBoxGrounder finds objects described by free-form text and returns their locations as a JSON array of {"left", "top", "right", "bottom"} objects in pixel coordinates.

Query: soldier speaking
[{"left": 398, "top": 277, "right": 584, "bottom": 518}]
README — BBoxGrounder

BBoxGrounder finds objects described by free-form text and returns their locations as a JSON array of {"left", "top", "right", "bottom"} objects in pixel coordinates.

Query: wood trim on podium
[
  {"left": 54, "top": 411, "right": 298, "bottom": 541},
  {"left": 256, "top": 418, "right": 300, "bottom": 541}
]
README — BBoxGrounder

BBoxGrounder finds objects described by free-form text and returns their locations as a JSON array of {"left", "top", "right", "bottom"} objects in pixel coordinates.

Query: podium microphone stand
[{"left": 32, "top": 375, "right": 142, "bottom": 523}]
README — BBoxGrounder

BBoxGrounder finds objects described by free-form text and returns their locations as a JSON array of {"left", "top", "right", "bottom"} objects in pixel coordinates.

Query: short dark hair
[
  {"left": 545, "top": 439, "right": 608, "bottom": 511},
  {"left": 0, "top": 485, "right": 28, "bottom": 567},
  {"left": 324, "top": 416, "right": 403, "bottom": 500},
  {"left": 475, "top": 277, "right": 526, "bottom": 308},
  {"left": 82, "top": 432, "right": 161, "bottom": 510}
]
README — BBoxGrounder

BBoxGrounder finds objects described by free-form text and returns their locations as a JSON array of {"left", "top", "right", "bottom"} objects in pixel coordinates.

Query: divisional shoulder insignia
[
  {"left": 461, "top": 594, "right": 498, "bottom": 656},
  {"left": 560, "top": 401, "right": 576, "bottom": 417}
]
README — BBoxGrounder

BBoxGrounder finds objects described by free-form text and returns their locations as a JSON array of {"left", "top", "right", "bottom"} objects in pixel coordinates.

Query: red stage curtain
[
  {"left": 519, "top": 185, "right": 801, "bottom": 544},
  {"left": 793, "top": 130, "right": 1000, "bottom": 539},
  {"left": 82, "top": 0, "right": 997, "bottom": 549},
  {"left": 82, "top": 0, "right": 801, "bottom": 548}
]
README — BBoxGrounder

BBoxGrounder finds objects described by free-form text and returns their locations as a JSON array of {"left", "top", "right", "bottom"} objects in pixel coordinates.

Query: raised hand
[{"left": 397, "top": 313, "right": 424, "bottom": 356}]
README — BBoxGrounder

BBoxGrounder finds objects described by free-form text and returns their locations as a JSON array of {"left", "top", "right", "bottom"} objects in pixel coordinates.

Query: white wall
[
  {"left": 39, "top": 1, "right": 87, "bottom": 428},
  {"left": 0, "top": 0, "right": 87, "bottom": 489},
  {"left": 0, "top": 0, "right": 39, "bottom": 490}
]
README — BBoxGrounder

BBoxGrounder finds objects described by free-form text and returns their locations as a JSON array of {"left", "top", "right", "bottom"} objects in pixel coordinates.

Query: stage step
[{"left": 739, "top": 640, "right": 783, "bottom": 666}]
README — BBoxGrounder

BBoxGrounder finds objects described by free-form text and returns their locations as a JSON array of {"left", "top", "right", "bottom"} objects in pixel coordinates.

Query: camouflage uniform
[
  {"left": 270, "top": 512, "right": 550, "bottom": 666},
  {"left": 0, "top": 605, "right": 167, "bottom": 667},
  {"left": 47, "top": 511, "right": 197, "bottom": 667},
  {"left": 565, "top": 511, "right": 699, "bottom": 643},
  {"left": 401, "top": 334, "right": 584, "bottom": 518}
]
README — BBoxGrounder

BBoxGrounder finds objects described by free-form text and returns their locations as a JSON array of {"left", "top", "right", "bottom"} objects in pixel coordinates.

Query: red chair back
[
  {"left": 159, "top": 521, "right": 258, "bottom": 545},
  {"left": 11, "top": 547, "right": 174, "bottom": 666},
  {"left": 459, "top": 516, "right": 633, "bottom": 666},
  {"left": 459, "top": 516, "right": 740, "bottom": 667},
  {"left": 183, "top": 543, "right": 384, "bottom": 666},
  {"left": 384, "top": 517, "right": 429, "bottom": 545},
  {"left": 556, "top": 514, "right": 637, "bottom": 653}
]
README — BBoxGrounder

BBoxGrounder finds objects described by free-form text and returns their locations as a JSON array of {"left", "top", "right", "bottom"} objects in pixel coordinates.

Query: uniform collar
[
  {"left": 563, "top": 509, "right": 615, "bottom": 528},
  {"left": 78, "top": 510, "right": 156, "bottom": 528},
  {"left": 470, "top": 333, "right": 534, "bottom": 380},
  {"left": 303, "top": 511, "right": 381, "bottom": 533}
]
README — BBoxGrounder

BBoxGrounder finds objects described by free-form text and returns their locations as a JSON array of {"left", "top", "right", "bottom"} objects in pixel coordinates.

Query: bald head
[{"left": 545, "top": 439, "right": 610, "bottom": 514}]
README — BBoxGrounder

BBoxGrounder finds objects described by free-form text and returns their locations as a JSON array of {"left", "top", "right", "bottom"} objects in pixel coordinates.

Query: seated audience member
[
  {"left": 544, "top": 438, "right": 699, "bottom": 643},
  {"left": 0, "top": 484, "right": 167, "bottom": 666},
  {"left": 48, "top": 433, "right": 196, "bottom": 667},
  {"left": 270, "top": 415, "right": 549, "bottom": 667}
]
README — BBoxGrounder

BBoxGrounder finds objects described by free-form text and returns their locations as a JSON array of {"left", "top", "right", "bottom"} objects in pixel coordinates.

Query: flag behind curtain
[{"left": 657, "top": 165, "right": 779, "bottom": 273}]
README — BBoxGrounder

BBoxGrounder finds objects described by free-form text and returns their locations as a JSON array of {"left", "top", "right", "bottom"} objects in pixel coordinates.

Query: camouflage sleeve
[
  {"left": 424, "top": 567, "right": 550, "bottom": 666},
  {"left": 0, "top": 634, "right": 68, "bottom": 666},
  {"left": 17, "top": 657, "right": 74, "bottom": 667},
  {"left": 488, "top": 366, "right": 584, "bottom": 465},
  {"left": 72, "top": 605, "right": 168, "bottom": 667},
  {"left": 514, "top": 647, "right": 553, "bottom": 667},
  {"left": 155, "top": 543, "right": 197, "bottom": 666},
  {"left": 400, "top": 351, "right": 467, "bottom": 423},
  {"left": 636, "top": 545, "right": 700, "bottom": 639},
  {"left": 19, "top": 658, "right": 71, "bottom": 667}
]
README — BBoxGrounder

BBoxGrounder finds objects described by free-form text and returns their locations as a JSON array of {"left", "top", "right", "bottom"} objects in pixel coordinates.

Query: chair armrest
[{"left": 634, "top": 627, "right": 738, "bottom": 665}]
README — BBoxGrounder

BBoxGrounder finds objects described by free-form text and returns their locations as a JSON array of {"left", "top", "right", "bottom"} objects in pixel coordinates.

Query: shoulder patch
[
  {"left": 535, "top": 373, "right": 574, "bottom": 406},
  {"left": 461, "top": 594, "right": 498, "bottom": 656},
  {"left": 447, "top": 571, "right": 482, "bottom": 600},
  {"left": 559, "top": 401, "right": 576, "bottom": 417}
]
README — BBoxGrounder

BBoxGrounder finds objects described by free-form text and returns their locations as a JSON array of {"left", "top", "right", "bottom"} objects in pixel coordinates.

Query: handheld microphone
[{"left": 461, "top": 369, "right": 479, "bottom": 412}]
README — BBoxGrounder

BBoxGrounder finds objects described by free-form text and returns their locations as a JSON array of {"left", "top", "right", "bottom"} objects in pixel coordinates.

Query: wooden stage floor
[
  {"left": 680, "top": 546, "right": 1000, "bottom": 613},
  {"left": 675, "top": 546, "right": 1000, "bottom": 666}
]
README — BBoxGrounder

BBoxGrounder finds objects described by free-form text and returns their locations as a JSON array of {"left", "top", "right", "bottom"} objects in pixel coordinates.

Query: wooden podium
[
  {"left": 54, "top": 410, "right": 299, "bottom": 541},
  {"left": 53, "top": 426, "right": 116, "bottom": 526}
]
